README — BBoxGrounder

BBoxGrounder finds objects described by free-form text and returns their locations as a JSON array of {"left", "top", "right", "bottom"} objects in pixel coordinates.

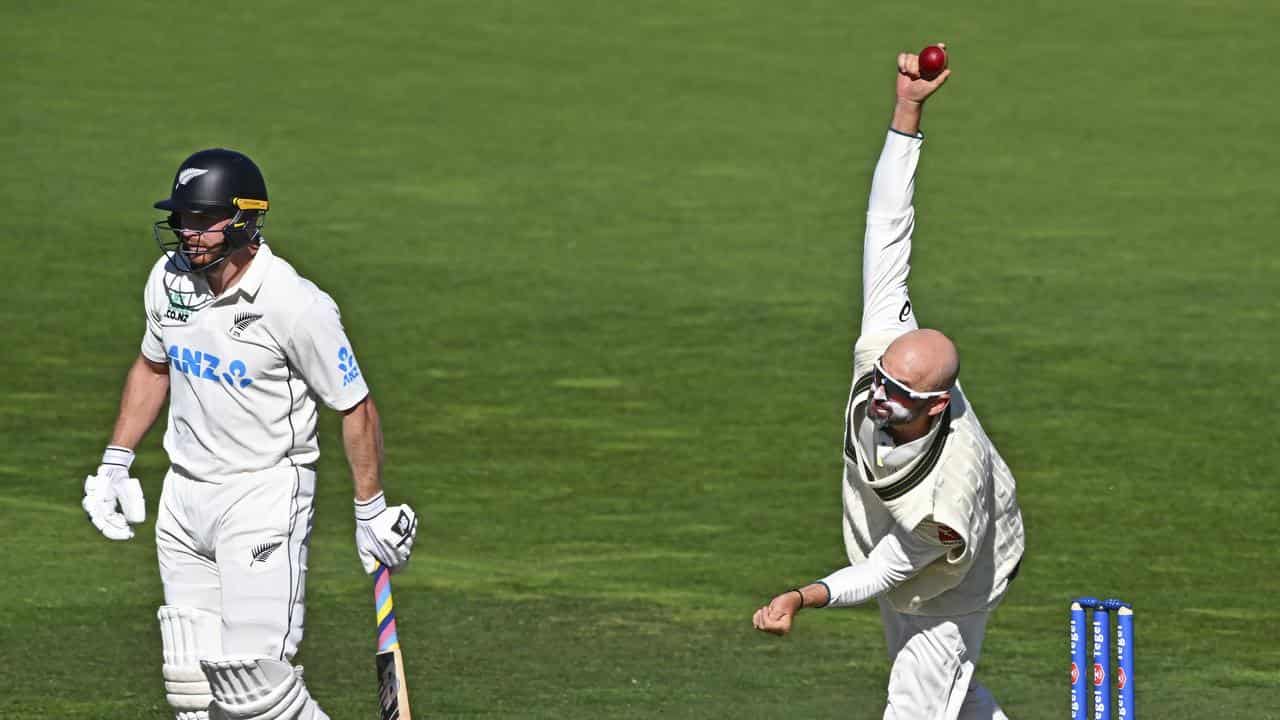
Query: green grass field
[{"left": 3, "top": 1, "right": 1279, "bottom": 717}]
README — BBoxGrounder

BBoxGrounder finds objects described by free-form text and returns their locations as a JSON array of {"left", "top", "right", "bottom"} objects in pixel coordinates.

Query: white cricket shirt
[
  {"left": 140, "top": 243, "right": 370, "bottom": 481},
  {"left": 832, "top": 130, "right": 1024, "bottom": 616}
]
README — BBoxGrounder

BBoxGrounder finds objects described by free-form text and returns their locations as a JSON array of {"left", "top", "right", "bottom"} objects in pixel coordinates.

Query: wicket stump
[{"left": 1070, "top": 597, "right": 1134, "bottom": 720}]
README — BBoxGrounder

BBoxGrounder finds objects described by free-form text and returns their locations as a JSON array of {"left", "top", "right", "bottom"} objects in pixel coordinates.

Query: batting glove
[
  {"left": 354, "top": 491, "right": 418, "bottom": 574},
  {"left": 82, "top": 446, "right": 146, "bottom": 541}
]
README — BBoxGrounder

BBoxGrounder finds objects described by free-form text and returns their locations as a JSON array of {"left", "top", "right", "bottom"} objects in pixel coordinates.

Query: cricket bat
[{"left": 373, "top": 561, "right": 412, "bottom": 719}]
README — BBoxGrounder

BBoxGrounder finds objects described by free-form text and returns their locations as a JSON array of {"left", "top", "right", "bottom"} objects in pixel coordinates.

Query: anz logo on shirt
[
  {"left": 338, "top": 346, "right": 361, "bottom": 386},
  {"left": 168, "top": 345, "right": 254, "bottom": 389}
]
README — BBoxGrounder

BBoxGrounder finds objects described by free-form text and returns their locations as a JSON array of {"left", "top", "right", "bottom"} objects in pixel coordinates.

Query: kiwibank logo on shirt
[
  {"left": 167, "top": 345, "right": 254, "bottom": 389},
  {"left": 338, "top": 347, "right": 361, "bottom": 386}
]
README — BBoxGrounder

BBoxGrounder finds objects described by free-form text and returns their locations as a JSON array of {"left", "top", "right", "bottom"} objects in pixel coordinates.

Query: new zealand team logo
[
  {"left": 338, "top": 346, "right": 361, "bottom": 386},
  {"left": 249, "top": 541, "right": 282, "bottom": 566},
  {"left": 229, "top": 312, "right": 263, "bottom": 338},
  {"left": 176, "top": 168, "right": 209, "bottom": 188}
]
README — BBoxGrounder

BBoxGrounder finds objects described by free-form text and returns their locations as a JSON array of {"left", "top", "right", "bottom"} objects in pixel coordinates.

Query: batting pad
[
  {"left": 201, "top": 657, "right": 330, "bottom": 720},
  {"left": 158, "top": 605, "right": 222, "bottom": 716}
]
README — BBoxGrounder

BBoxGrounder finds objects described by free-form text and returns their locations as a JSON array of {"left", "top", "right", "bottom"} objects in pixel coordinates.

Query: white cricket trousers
[
  {"left": 879, "top": 599, "right": 1010, "bottom": 720},
  {"left": 155, "top": 465, "right": 316, "bottom": 661}
]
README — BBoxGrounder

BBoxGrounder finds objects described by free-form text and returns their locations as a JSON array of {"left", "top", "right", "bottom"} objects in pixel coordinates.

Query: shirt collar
[{"left": 214, "top": 243, "right": 273, "bottom": 303}]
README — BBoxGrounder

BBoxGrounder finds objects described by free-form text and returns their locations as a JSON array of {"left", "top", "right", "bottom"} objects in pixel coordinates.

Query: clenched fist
[
  {"left": 354, "top": 491, "right": 419, "bottom": 574},
  {"left": 752, "top": 589, "right": 805, "bottom": 636}
]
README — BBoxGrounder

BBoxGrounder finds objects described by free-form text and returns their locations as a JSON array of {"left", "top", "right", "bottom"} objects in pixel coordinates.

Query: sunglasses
[{"left": 872, "top": 357, "right": 950, "bottom": 401}]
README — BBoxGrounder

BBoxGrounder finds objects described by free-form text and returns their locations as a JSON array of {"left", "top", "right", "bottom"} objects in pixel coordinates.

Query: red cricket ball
[{"left": 919, "top": 45, "right": 947, "bottom": 80}]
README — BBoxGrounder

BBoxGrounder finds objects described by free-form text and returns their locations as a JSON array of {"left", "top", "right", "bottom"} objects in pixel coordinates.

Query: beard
[
  {"left": 868, "top": 394, "right": 923, "bottom": 428},
  {"left": 179, "top": 239, "right": 229, "bottom": 273}
]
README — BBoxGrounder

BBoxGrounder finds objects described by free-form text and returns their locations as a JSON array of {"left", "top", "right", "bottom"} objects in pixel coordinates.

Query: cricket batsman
[
  {"left": 751, "top": 47, "right": 1026, "bottom": 719},
  {"left": 81, "top": 148, "right": 419, "bottom": 719}
]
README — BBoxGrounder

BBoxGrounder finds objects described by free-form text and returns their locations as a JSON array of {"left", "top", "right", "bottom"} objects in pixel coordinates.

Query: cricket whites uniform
[
  {"left": 142, "top": 243, "right": 367, "bottom": 717},
  {"left": 824, "top": 130, "right": 1025, "bottom": 720},
  {"left": 75, "top": 148, "right": 417, "bottom": 719}
]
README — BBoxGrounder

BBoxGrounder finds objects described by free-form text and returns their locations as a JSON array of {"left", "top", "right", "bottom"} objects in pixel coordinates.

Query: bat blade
[
  {"left": 374, "top": 562, "right": 412, "bottom": 719},
  {"left": 376, "top": 647, "right": 411, "bottom": 720}
]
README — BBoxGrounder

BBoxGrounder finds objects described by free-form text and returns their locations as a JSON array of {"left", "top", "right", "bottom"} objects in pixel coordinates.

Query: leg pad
[
  {"left": 159, "top": 605, "right": 223, "bottom": 716},
  {"left": 201, "top": 657, "right": 329, "bottom": 720}
]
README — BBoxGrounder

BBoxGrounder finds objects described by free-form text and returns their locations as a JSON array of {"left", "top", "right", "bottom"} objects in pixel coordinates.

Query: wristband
[
  {"left": 791, "top": 588, "right": 805, "bottom": 609},
  {"left": 102, "top": 445, "right": 135, "bottom": 470},
  {"left": 354, "top": 491, "right": 387, "bottom": 521}
]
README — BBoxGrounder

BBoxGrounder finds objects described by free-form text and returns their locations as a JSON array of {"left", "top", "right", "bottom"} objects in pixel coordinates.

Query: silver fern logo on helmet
[{"left": 176, "top": 168, "right": 209, "bottom": 188}]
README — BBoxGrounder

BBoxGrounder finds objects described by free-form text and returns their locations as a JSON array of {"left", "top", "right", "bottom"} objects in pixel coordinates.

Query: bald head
[{"left": 882, "top": 329, "right": 959, "bottom": 393}]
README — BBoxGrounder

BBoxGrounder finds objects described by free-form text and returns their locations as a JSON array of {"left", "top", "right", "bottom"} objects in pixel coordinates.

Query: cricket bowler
[
  {"left": 81, "top": 148, "right": 419, "bottom": 719},
  {"left": 752, "top": 47, "right": 1026, "bottom": 719}
]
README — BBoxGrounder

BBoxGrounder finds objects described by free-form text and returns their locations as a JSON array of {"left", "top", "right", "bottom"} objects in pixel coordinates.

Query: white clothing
[
  {"left": 839, "top": 131, "right": 1025, "bottom": 617},
  {"left": 156, "top": 465, "right": 314, "bottom": 660},
  {"left": 141, "top": 243, "right": 369, "bottom": 481},
  {"left": 138, "top": 241, "right": 363, "bottom": 719},
  {"left": 843, "top": 355, "right": 1024, "bottom": 615},
  {"left": 821, "top": 525, "right": 947, "bottom": 607},
  {"left": 812, "top": 129, "right": 1024, "bottom": 719},
  {"left": 860, "top": 415, "right": 932, "bottom": 475},
  {"left": 878, "top": 600, "right": 1008, "bottom": 720},
  {"left": 860, "top": 130, "right": 922, "bottom": 339}
]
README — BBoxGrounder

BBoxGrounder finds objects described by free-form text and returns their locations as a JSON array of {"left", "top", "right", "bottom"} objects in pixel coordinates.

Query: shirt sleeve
[
  {"left": 860, "top": 129, "right": 924, "bottom": 338},
  {"left": 284, "top": 293, "right": 370, "bottom": 411},
  {"left": 140, "top": 276, "right": 167, "bottom": 363},
  {"left": 818, "top": 520, "right": 948, "bottom": 608}
]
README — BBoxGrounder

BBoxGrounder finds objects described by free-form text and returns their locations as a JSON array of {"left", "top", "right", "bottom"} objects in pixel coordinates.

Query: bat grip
[{"left": 373, "top": 562, "right": 400, "bottom": 652}]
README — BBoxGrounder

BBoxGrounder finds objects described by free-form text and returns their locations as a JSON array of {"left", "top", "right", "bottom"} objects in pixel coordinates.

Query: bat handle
[{"left": 373, "top": 561, "right": 400, "bottom": 652}]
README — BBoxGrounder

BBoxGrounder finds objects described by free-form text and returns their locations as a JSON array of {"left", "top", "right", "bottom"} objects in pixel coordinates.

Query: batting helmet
[{"left": 152, "top": 148, "right": 269, "bottom": 275}]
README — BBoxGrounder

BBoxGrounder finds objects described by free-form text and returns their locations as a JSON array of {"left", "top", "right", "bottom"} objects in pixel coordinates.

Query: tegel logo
[
  {"left": 338, "top": 346, "right": 361, "bottom": 386},
  {"left": 167, "top": 344, "right": 254, "bottom": 389}
]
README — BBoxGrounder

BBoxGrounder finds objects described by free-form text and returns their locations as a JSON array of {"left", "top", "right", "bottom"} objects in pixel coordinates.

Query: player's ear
[{"left": 926, "top": 393, "right": 951, "bottom": 418}]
